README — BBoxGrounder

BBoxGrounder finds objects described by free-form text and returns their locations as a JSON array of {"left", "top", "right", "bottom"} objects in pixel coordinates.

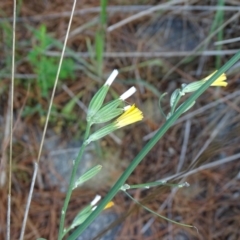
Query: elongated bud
[
  {"left": 70, "top": 195, "right": 113, "bottom": 230},
  {"left": 181, "top": 71, "right": 227, "bottom": 94},
  {"left": 88, "top": 86, "right": 137, "bottom": 125},
  {"left": 170, "top": 89, "right": 180, "bottom": 107},
  {"left": 87, "top": 70, "right": 119, "bottom": 120},
  {"left": 181, "top": 81, "right": 203, "bottom": 94},
  {"left": 120, "top": 87, "right": 136, "bottom": 100},
  {"left": 73, "top": 165, "right": 102, "bottom": 189},
  {"left": 86, "top": 105, "right": 143, "bottom": 144},
  {"left": 91, "top": 195, "right": 101, "bottom": 206},
  {"left": 105, "top": 69, "right": 118, "bottom": 86},
  {"left": 85, "top": 123, "right": 117, "bottom": 144}
]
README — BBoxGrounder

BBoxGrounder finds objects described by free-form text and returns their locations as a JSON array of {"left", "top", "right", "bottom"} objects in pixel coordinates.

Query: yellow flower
[
  {"left": 115, "top": 104, "right": 143, "bottom": 128},
  {"left": 203, "top": 71, "right": 227, "bottom": 87},
  {"left": 104, "top": 201, "right": 114, "bottom": 210},
  {"left": 86, "top": 104, "right": 143, "bottom": 144}
]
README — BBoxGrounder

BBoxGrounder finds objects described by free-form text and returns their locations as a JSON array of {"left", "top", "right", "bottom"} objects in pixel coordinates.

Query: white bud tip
[
  {"left": 120, "top": 86, "right": 136, "bottom": 100},
  {"left": 123, "top": 105, "right": 131, "bottom": 111},
  {"left": 105, "top": 69, "right": 118, "bottom": 86},
  {"left": 91, "top": 194, "right": 101, "bottom": 206},
  {"left": 184, "top": 182, "right": 190, "bottom": 187}
]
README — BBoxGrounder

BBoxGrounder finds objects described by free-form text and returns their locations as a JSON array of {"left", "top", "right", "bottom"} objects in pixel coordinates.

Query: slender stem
[
  {"left": 36, "top": 0, "right": 77, "bottom": 164},
  {"left": 124, "top": 191, "right": 193, "bottom": 228},
  {"left": 7, "top": 0, "right": 16, "bottom": 239},
  {"left": 68, "top": 51, "right": 240, "bottom": 239},
  {"left": 19, "top": 162, "right": 38, "bottom": 240},
  {"left": 58, "top": 123, "right": 91, "bottom": 240}
]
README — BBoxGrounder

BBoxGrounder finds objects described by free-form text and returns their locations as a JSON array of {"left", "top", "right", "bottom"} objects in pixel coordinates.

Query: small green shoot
[
  {"left": 214, "top": 0, "right": 225, "bottom": 68},
  {"left": 94, "top": 0, "right": 108, "bottom": 76},
  {"left": 28, "top": 25, "right": 75, "bottom": 98}
]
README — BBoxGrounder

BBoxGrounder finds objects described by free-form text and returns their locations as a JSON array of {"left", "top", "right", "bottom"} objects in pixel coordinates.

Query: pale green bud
[
  {"left": 86, "top": 104, "right": 143, "bottom": 144},
  {"left": 170, "top": 89, "right": 180, "bottom": 108},
  {"left": 87, "top": 86, "right": 137, "bottom": 125},
  {"left": 85, "top": 123, "right": 117, "bottom": 144},
  {"left": 181, "top": 81, "right": 204, "bottom": 94},
  {"left": 70, "top": 205, "right": 93, "bottom": 229},
  {"left": 88, "top": 99, "right": 123, "bottom": 124},
  {"left": 87, "top": 70, "right": 118, "bottom": 119},
  {"left": 181, "top": 71, "right": 227, "bottom": 94},
  {"left": 73, "top": 165, "right": 102, "bottom": 190}
]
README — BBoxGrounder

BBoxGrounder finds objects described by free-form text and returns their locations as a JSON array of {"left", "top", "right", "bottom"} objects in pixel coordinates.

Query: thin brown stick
[
  {"left": 7, "top": 0, "right": 16, "bottom": 239},
  {"left": 2, "top": 5, "right": 240, "bottom": 23},
  {"left": 177, "top": 119, "right": 191, "bottom": 173},
  {"left": 19, "top": 163, "right": 38, "bottom": 240},
  {"left": 162, "top": 11, "right": 240, "bottom": 81},
  {"left": 45, "top": 49, "right": 240, "bottom": 58},
  {"left": 107, "top": 0, "right": 190, "bottom": 32}
]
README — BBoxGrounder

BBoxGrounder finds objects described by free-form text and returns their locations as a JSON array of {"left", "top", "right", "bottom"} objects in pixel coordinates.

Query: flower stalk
[
  {"left": 58, "top": 70, "right": 142, "bottom": 239},
  {"left": 58, "top": 123, "right": 91, "bottom": 240}
]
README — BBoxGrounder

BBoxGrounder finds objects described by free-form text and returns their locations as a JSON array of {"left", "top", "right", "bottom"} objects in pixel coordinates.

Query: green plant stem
[
  {"left": 95, "top": 0, "right": 107, "bottom": 76},
  {"left": 215, "top": 0, "right": 224, "bottom": 69},
  {"left": 68, "top": 51, "right": 240, "bottom": 239},
  {"left": 100, "top": 0, "right": 107, "bottom": 25},
  {"left": 58, "top": 122, "right": 91, "bottom": 240}
]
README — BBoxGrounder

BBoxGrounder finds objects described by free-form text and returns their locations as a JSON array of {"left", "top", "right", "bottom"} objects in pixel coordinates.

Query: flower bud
[{"left": 87, "top": 70, "right": 118, "bottom": 119}]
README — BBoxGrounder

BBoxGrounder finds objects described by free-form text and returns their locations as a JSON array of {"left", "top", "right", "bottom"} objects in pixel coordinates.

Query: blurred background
[{"left": 1, "top": 0, "right": 240, "bottom": 239}]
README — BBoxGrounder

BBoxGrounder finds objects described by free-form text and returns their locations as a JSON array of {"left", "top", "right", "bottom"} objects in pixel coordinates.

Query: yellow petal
[
  {"left": 115, "top": 105, "right": 143, "bottom": 128},
  {"left": 210, "top": 81, "right": 228, "bottom": 87},
  {"left": 203, "top": 71, "right": 227, "bottom": 87},
  {"left": 104, "top": 201, "right": 114, "bottom": 210}
]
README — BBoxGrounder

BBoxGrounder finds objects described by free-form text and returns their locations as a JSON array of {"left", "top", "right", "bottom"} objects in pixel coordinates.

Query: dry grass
[{"left": 1, "top": 0, "right": 240, "bottom": 239}]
